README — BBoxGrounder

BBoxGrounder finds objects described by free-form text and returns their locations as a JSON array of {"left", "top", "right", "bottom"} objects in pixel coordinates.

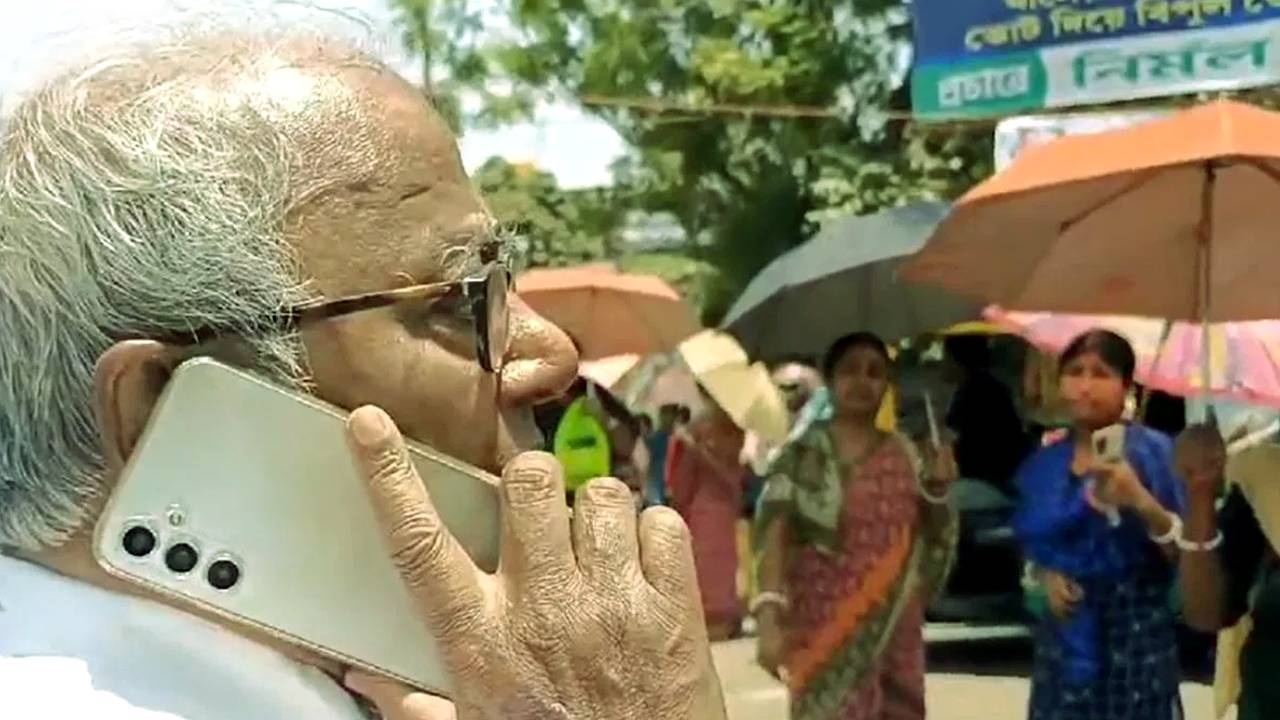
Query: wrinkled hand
[
  {"left": 346, "top": 406, "right": 724, "bottom": 720},
  {"left": 1088, "top": 459, "right": 1150, "bottom": 510},
  {"left": 1175, "top": 424, "right": 1226, "bottom": 497},
  {"left": 1042, "top": 569, "right": 1083, "bottom": 620}
]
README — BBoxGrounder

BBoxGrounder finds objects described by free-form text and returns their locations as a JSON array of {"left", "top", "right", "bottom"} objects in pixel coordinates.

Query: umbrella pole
[
  {"left": 1138, "top": 320, "right": 1174, "bottom": 421},
  {"left": 923, "top": 388, "right": 941, "bottom": 449},
  {"left": 1199, "top": 162, "right": 1217, "bottom": 429}
]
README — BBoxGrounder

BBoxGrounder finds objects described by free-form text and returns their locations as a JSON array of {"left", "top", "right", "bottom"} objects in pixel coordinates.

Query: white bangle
[
  {"left": 1177, "top": 531, "right": 1224, "bottom": 553},
  {"left": 749, "top": 591, "right": 789, "bottom": 615},
  {"left": 1149, "top": 511, "right": 1183, "bottom": 546},
  {"left": 917, "top": 477, "right": 951, "bottom": 505}
]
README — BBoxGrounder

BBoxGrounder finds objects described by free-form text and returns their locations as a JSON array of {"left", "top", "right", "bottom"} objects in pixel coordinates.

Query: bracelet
[
  {"left": 1177, "top": 531, "right": 1224, "bottom": 553},
  {"left": 1149, "top": 511, "right": 1183, "bottom": 545},
  {"left": 749, "top": 591, "right": 789, "bottom": 616},
  {"left": 916, "top": 477, "right": 951, "bottom": 505},
  {"left": 1019, "top": 563, "right": 1042, "bottom": 591}
]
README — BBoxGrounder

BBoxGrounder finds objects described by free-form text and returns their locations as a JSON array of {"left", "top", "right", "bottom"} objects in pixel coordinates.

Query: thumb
[{"left": 345, "top": 670, "right": 458, "bottom": 720}]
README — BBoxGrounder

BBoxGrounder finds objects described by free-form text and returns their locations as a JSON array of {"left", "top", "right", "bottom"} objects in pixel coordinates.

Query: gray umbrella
[{"left": 722, "top": 202, "right": 979, "bottom": 360}]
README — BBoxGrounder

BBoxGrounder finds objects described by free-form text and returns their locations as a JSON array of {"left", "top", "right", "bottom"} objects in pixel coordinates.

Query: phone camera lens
[
  {"left": 206, "top": 559, "right": 241, "bottom": 591},
  {"left": 164, "top": 542, "right": 199, "bottom": 574},
  {"left": 121, "top": 526, "right": 157, "bottom": 558}
]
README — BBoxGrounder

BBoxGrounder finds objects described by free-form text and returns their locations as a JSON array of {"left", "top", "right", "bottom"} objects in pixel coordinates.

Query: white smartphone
[
  {"left": 93, "top": 357, "right": 501, "bottom": 697},
  {"left": 1089, "top": 424, "right": 1126, "bottom": 527},
  {"left": 1092, "top": 423, "right": 1127, "bottom": 465}
]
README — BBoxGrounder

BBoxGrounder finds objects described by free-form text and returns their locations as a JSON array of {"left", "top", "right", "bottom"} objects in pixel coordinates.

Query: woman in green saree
[{"left": 753, "top": 332, "right": 959, "bottom": 720}]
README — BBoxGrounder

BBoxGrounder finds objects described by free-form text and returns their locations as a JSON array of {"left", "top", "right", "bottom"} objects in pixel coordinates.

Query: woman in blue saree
[{"left": 1013, "top": 330, "right": 1187, "bottom": 720}]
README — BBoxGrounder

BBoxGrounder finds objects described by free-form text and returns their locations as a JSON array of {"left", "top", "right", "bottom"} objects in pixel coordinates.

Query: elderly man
[{"left": 0, "top": 20, "right": 723, "bottom": 720}]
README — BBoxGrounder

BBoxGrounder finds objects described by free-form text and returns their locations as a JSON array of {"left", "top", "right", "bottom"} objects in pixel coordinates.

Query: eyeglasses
[{"left": 152, "top": 264, "right": 512, "bottom": 373}]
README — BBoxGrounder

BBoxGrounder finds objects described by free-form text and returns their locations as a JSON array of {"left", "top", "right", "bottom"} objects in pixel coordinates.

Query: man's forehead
[{"left": 267, "top": 64, "right": 501, "bottom": 294}]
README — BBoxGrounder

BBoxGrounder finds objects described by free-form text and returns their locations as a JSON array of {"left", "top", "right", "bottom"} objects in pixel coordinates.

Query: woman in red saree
[
  {"left": 754, "top": 332, "right": 959, "bottom": 720},
  {"left": 666, "top": 397, "right": 747, "bottom": 640}
]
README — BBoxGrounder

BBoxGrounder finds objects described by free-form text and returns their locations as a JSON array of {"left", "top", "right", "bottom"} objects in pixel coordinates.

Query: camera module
[
  {"left": 164, "top": 542, "right": 200, "bottom": 574},
  {"left": 206, "top": 558, "right": 241, "bottom": 591},
  {"left": 121, "top": 525, "right": 157, "bottom": 558}
]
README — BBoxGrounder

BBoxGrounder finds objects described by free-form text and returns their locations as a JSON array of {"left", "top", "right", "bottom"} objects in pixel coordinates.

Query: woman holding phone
[
  {"left": 1013, "top": 330, "right": 1187, "bottom": 720},
  {"left": 753, "top": 332, "right": 958, "bottom": 720}
]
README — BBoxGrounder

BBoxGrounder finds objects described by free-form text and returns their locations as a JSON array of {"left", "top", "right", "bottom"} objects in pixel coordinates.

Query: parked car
[{"left": 927, "top": 477, "right": 1027, "bottom": 624}]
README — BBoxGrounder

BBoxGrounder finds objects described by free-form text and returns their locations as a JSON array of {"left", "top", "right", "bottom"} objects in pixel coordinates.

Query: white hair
[{"left": 0, "top": 12, "right": 392, "bottom": 551}]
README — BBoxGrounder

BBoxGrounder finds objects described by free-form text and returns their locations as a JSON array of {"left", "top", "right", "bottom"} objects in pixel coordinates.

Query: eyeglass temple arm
[
  {"left": 288, "top": 282, "right": 462, "bottom": 325},
  {"left": 149, "top": 282, "right": 461, "bottom": 346}
]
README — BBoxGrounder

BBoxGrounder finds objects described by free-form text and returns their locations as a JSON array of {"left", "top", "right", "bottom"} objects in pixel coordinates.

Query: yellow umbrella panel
[{"left": 694, "top": 361, "right": 790, "bottom": 444}]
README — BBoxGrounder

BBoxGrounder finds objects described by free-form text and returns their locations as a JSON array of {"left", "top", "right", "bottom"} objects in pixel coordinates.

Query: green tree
[
  {"left": 388, "top": 0, "right": 539, "bottom": 131},
  {"left": 471, "top": 157, "right": 612, "bottom": 267},
  {"left": 472, "top": 157, "right": 722, "bottom": 309},
  {"left": 491, "top": 0, "right": 994, "bottom": 322},
  {"left": 389, "top": 0, "right": 995, "bottom": 322}
]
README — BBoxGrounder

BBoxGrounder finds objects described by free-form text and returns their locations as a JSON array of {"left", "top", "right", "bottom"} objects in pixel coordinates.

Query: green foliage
[
  {"left": 387, "top": 0, "right": 540, "bottom": 131},
  {"left": 493, "top": 0, "right": 994, "bottom": 322},
  {"left": 392, "top": 0, "right": 997, "bottom": 322},
  {"left": 471, "top": 157, "right": 616, "bottom": 268},
  {"left": 617, "top": 252, "right": 724, "bottom": 326},
  {"left": 471, "top": 158, "right": 724, "bottom": 323}
]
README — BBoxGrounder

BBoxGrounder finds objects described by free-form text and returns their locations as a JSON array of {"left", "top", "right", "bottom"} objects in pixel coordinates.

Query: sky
[{"left": 0, "top": 0, "right": 624, "bottom": 189}]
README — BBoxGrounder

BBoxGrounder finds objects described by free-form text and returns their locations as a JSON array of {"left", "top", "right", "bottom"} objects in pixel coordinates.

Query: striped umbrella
[{"left": 986, "top": 307, "right": 1280, "bottom": 409}]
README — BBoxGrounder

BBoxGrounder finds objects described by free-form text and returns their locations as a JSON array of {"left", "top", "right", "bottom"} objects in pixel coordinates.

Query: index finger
[{"left": 347, "top": 406, "right": 488, "bottom": 638}]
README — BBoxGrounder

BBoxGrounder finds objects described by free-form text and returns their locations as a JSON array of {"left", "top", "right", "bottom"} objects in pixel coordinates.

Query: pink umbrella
[{"left": 986, "top": 307, "right": 1280, "bottom": 409}]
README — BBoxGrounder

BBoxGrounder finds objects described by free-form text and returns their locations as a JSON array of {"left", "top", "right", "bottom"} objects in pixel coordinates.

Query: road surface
[{"left": 713, "top": 635, "right": 1223, "bottom": 720}]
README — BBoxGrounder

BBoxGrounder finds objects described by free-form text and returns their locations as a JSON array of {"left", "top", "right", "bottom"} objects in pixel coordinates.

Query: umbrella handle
[
  {"left": 1198, "top": 164, "right": 1214, "bottom": 426},
  {"left": 923, "top": 389, "right": 942, "bottom": 449}
]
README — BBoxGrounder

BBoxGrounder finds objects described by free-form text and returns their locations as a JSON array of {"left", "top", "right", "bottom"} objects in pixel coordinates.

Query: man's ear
[{"left": 93, "top": 341, "right": 183, "bottom": 472}]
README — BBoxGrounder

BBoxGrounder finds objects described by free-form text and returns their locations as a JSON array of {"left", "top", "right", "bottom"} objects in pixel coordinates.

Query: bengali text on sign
[{"left": 911, "top": 0, "right": 1280, "bottom": 118}]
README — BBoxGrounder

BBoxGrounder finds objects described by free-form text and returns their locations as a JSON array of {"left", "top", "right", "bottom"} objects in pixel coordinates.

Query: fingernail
[
  {"left": 349, "top": 407, "right": 391, "bottom": 448},
  {"left": 584, "top": 477, "right": 629, "bottom": 504},
  {"left": 504, "top": 451, "right": 559, "bottom": 481},
  {"left": 502, "top": 452, "right": 559, "bottom": 505}
]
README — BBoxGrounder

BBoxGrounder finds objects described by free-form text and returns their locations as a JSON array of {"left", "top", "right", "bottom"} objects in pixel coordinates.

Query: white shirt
[{"left": 0, "top": 553, "right": 366, "bottom": 720}]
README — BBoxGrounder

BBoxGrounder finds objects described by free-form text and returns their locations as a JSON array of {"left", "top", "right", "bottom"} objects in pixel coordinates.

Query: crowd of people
[
  {"left": 549, "top": 324, "right": 1279, "bottom": 720},
  {"left": 5, "top": 10, "right": 1280, "bottom": 720}
]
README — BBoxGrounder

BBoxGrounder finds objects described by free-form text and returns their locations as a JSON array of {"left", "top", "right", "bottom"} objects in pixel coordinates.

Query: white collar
[{"left": 0, "top": 553, "right": 364, "bottom": 720}]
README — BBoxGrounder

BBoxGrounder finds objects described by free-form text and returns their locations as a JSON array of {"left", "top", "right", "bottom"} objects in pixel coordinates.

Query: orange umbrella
[
  {"left": 517, "top": 265, "right": 701, "bottom": 360},
  {"left": 904, "top": 100, "right": 1280, "bottom": 323}
]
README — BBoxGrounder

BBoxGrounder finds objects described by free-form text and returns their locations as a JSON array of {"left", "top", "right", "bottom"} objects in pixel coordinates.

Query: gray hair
[{"left": 0, "top": 16, "right": 389, "bottom": 551}]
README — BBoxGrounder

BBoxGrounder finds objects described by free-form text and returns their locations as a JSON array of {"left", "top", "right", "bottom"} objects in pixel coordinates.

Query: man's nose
[{"left": 497, "top": 294, "right": 579, "bottom": 407}]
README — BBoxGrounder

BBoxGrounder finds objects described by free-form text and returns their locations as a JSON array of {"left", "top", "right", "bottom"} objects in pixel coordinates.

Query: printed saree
[
  {"left": 755, "top": 422, "right": 958, "bottom": 720},
  {"left": 667, "top": 416, "right": 747, "bottom": 634}
]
